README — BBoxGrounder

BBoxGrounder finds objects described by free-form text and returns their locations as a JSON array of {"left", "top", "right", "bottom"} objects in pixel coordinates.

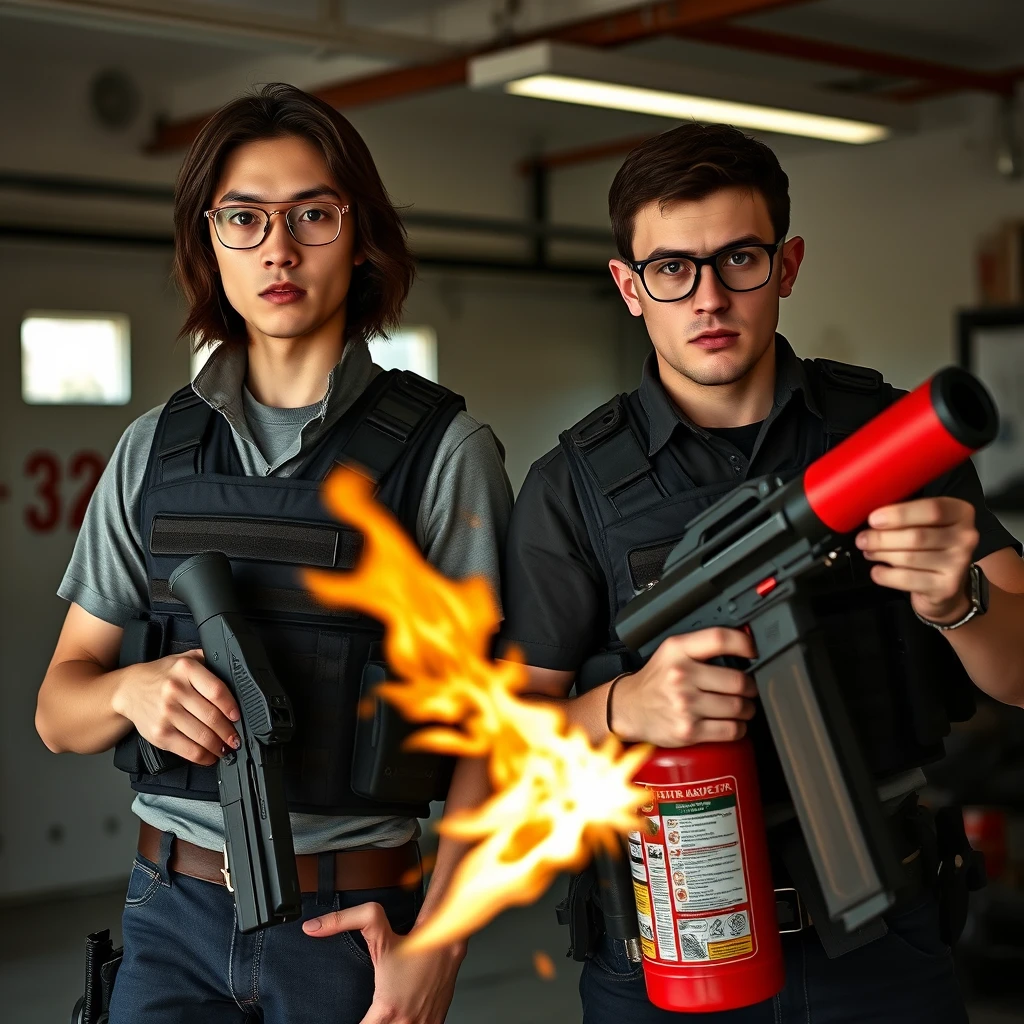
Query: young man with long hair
[
  {"left": 36, "top": 83, "right": 511, "bottom": 1023},
  {"left": 500, "top": 123, "right": 1024, "bottom": 1022}
]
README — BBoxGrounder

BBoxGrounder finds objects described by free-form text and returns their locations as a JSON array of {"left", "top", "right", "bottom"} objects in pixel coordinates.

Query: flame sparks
[
  {"left": 533, "top": 951, "right": 557, "bottom": 980},
  {"left": 304, "top": 468, "right": 649, "bottom": 951}
]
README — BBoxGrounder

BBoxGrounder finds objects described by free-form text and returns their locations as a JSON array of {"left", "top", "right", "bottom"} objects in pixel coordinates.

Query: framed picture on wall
[{"left": 958, "top": 307, "right": 1024, "bottom": 511}]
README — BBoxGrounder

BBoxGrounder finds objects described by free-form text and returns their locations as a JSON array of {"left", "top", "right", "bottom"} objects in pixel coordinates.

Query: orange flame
[
  {"left": 533, "top": 951, "right": 557, "bottom": 980},
  {"left": 304, "top": 468, "right": 650, "bottom": 952}
]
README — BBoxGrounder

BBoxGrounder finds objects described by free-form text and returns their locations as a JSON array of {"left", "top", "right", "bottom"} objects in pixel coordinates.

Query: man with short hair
[
  {"left": 499, "top": 122, "right": 1024, "bottom": 1022},
  {"left": 36, "top": 83, "right": 511, "bottom": 1024}
]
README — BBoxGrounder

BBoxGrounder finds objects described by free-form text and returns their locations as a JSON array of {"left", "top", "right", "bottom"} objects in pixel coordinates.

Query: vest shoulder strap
[
  {"left": 560, "top": 394, "right": 664, "bottom": 521},
  {"left": 153, "top": 385, "right": 214, "bottom": 484},
  {"left": 808, "top": 357, "right": 889, "bottom": 449},
  {"left": 334, "top": 369, "right": 462, "bottom": 483}
]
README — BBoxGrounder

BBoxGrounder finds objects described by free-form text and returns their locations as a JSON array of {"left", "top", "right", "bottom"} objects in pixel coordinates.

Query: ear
[
  {"left": 609, "top": 259, "right": 645, "bottom": 317},
  {"left": 778, "top": 236, "right": 805, "bottom": 299},
  {"left": 353, "top": 249, "right": 367, "bottom": 267}
]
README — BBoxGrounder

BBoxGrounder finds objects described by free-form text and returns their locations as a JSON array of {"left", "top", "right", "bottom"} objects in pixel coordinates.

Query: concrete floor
[{"left": 2, "top": 878, "right": 1022, "bottom": 1024}]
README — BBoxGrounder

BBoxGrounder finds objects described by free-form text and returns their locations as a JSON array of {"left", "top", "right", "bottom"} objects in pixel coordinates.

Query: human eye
[
  {"left": 226, "top": 208, "right": 258, "bottom": 226},
  {"left": 724, "top": 248, "right": 754, "bottom": 266},
  {"left": 654, "top": 258, "right": 693, "bottom": 278},
  {"left": 299, "top": 204, "right": 336, "bottom": 223}
]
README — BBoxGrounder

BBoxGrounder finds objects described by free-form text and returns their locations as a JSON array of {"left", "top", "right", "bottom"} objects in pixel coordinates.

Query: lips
[
  {"left": 260, "top": 283, "right": 306, "bottom": 305},
  {"left": 691, "top": 330, "right": 739, "bottom": 350}
]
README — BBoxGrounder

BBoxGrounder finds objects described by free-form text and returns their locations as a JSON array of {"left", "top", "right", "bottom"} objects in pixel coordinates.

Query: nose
[
  {"left": 691, "top": 265, "right": 730, "bottom": 316},
  {"left": 260, "top": 212, "right": 300, "bottom": 269}
]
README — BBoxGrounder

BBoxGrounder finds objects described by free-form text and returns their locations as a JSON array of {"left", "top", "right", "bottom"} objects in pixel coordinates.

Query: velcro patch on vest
[
  {"left": 627, "top": 541, "right": 678, "bottom": 593},
  {"left": 150, "top": 515, "right": 361, "bottom": 568}
]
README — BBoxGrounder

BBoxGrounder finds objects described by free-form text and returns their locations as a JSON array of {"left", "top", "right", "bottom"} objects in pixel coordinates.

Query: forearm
[
  {"left": 522, "top": 682, "right": 615, "bottom": 746},
  {"left": 36, "top": 660, "right": 133, "bottom": 755},
  {"left": 944, "top": 584, "right": 1024, "bottom": 706},
  {"left": 419, "top": 755, "right": 489, "bottom": 925}
]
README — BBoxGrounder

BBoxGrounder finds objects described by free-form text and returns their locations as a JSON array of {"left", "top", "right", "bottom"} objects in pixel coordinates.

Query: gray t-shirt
[{"left": 58, "top": 339, "right": 514, "bottom": 854}]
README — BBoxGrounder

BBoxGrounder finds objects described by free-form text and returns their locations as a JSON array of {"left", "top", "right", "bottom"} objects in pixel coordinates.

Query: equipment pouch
[
  {"left": 349, "top": 645, "right": 453, "bottom": 805},
  {"left": 112, "top": 617, "right": 182, "bottom": 776},
  {"left": 556, "top": 867, "right": 602, "bottom": 962}
]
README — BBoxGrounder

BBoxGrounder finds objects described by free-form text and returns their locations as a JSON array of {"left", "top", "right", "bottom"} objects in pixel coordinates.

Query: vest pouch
[
  {"left": 112, "top": 617, "right": 183, "bottom": 777},
  {"left": 350, "top": 646, "right": 453, "bottom": 805}
]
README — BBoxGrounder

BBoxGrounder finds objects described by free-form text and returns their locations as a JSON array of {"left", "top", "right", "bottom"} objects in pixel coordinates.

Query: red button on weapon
[{"left": 755, "top": 576, "right": 777, "bottom": 597}]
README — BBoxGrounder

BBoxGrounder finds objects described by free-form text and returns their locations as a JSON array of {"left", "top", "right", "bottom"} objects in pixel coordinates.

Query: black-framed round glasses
[
  {"left": 204, "top": 202, "right": 349, "bottom": 250},
  {"left": 629, "top": 240, "right": 783, "bottom": 303}
]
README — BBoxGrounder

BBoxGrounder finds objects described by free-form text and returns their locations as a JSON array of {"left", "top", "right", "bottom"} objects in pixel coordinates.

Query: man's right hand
[
  {"left": 609, "top": 628, "right": 758, "bottom": 747},
  {"left": 111, "top": 651, "right": 242, "bottom": 766}
]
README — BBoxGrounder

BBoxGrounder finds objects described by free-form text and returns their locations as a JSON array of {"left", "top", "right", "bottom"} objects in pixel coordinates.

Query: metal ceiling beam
[
  {"left": 885, "top": 69, "right": 1024, "bottom": 104},
  {"left": 683, "top": 23, "right": 1019, "bottom": 98},
  {"left": 0, "top": 169, "right": 612, "bottom": 244},
  {"left": 0, "top": 0, "right": 451, "bottom": 61},
  {"left": 0, "top": 225, "right": 609, "bottom": 278},
  {"left": 146, "top": 0, "right": 816, "bottom": 153}
]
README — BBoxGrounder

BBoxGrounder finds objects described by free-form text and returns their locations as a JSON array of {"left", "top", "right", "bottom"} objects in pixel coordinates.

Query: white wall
[{"left": 408, "top": 269, "right": 626, "bottom": 490}]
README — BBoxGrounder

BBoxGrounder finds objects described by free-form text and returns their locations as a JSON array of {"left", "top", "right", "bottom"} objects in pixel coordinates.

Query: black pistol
[{"left": 169, "top": 551, "right": 302, "bottom": 933}]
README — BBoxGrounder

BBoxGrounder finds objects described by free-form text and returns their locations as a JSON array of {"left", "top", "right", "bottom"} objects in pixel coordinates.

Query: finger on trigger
[
  {"left": 166, "top": 708, "right": 226, "bottom": 761},
  {"left": 186, "top": 663, "right": 241, "bottom": 722},
  {"left": 178, "top": 689, "right": 240, "bottom": 750}
]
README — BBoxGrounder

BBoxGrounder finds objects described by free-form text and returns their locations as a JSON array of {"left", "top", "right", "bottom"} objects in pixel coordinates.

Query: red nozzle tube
[{"left": 802, "top": 367, "right": 998, "bottom": 534}]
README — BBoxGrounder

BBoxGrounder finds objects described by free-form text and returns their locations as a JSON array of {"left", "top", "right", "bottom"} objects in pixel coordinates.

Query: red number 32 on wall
[{"left": 23, "top": 450, "right": 107, "bottom": 533}]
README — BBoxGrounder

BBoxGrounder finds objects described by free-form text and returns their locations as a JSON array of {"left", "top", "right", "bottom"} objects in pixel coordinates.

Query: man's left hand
[
  {"left": 856, "top": 497, "right": 979, "bottom": 625},
  {"left": 303, "top": 901, "right": 465, "bottom": 1024}
]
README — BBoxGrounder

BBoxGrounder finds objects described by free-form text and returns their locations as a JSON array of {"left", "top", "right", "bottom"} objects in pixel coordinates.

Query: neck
[
  {"left": 245, "top": 308, "right": 346, "bottom": 408},
  {"left": 657, "top": 336, "right": 777, "bottom": 429}
]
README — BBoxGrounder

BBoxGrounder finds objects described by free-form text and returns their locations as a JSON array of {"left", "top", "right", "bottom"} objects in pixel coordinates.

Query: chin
[
  {"left": 674, "top": 350, "right": 744, "bottom": 387},
  {"left": 250, "top": 312, "right": 321, "bottom": 341}
]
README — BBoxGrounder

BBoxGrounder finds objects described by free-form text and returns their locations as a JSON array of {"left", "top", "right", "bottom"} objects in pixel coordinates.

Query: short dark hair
[
  {"left": 173, "top": 83, "right": 414, "bottom": 350},
  {"left": 608, "top": 123, "right": 790, "bottom": 260}
]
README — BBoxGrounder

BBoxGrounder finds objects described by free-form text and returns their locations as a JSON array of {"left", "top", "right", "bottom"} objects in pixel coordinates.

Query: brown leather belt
[{"left": 138, "top": 822, "right": 421, "bottom": 892}]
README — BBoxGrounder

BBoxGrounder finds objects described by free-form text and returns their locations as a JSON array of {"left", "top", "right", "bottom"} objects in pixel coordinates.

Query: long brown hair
[{"left": 173, "top": 82, "right": 414, "bottom": 350}]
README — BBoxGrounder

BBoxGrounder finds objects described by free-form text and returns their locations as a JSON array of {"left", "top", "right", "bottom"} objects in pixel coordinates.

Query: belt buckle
[
  {"left": 775, "top": 886, "right": 805, "bottom": 934},
  {"left": 221, "top": 845, "right": 234, "bottom": 893}
]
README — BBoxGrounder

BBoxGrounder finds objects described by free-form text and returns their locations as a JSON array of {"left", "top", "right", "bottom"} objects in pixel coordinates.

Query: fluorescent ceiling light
[
  {"left": 507, "top": 75, "right": 889, "bottom": 145},
  {"left": 470, "top": 42, "right": 913, "bottom": 146}
]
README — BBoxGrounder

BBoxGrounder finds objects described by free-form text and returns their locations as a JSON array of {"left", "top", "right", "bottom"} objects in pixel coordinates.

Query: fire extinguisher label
[{"left": 634, "top": 776, "right": 756, "bottom": 965}]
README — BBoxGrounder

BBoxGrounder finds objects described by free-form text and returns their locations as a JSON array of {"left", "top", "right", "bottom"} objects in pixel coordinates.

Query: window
[
  {"left": 369, "top": 327, "right": 438, "bottom": 382},
  {"left": 21, "top": 312, "right": 131, "bottom": 405}
]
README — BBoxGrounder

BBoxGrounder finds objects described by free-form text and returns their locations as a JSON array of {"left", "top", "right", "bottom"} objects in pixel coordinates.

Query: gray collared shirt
[{"left": 59, "top": 340, "right": 513, "bottom": 853}]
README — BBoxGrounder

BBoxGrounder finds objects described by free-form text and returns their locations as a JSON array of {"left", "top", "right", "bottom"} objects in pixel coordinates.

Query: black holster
[
  {"left": 71, "top": 929, "right": 122, "bottom": 1024},
  {"left": 555, "top": 868, "right": 604, "bottom": 962},
  {"left": 933, "top": 805, "right": 987, "bottom": 947}
]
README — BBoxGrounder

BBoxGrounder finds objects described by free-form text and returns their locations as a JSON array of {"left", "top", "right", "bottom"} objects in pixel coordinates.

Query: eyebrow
[
  {"left": 216, "top": 184, "right": 342, "bottom": 204},
  {"left": 640, "top": 235, "right": 770, "bottom": 261}
]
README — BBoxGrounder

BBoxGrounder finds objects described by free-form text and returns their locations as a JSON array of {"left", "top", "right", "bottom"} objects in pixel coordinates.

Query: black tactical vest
[
  {"left": 561, "top": 357, "right": 975, "bottom": 805},
  {"left": 113, "top": 368, "right": 465, "bottom": 817}
]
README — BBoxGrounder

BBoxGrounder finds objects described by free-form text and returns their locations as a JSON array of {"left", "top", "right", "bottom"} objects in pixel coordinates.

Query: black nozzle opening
[
  {"left": 168, "top": 551, "right": 240, "bottom": 626},
  {"left": 930, "top": 367, "right": 999, "bottom": 451}
]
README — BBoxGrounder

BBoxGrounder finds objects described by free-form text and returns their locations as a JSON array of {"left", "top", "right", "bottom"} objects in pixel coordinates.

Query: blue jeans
[
  {"left": 108, "top": 842, "right": 422, "bottom": 1023},
  {"left": 580, "top": 892, "right": 969, "bottom": 1024}
]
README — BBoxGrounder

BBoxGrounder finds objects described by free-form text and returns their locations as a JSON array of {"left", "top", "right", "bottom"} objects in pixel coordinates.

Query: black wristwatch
[{"left": 914, "top": 563, "right": 989, "bottom": 631}]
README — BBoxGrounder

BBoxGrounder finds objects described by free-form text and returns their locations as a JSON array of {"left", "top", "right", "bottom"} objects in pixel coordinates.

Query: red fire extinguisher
[{"left": 630, "top": 738, "right": 784, "bottom": 1013}]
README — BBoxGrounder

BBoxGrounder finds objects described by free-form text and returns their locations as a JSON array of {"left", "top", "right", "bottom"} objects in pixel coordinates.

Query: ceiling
[{"left": 0, "top": 0, "right": 1019, "bottom": 169}]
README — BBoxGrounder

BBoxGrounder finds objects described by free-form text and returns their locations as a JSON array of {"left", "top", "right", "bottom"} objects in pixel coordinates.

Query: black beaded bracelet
[{"left": 605, "top": 673, "right": 628, "bottom": 737}]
